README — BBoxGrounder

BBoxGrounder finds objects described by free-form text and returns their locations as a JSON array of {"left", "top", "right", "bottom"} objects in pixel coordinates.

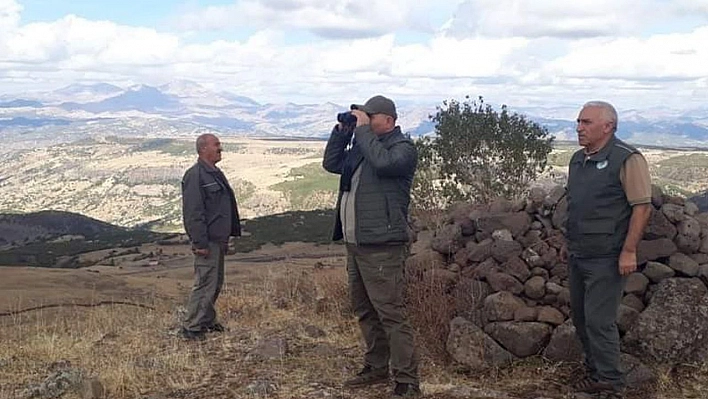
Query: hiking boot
[
  {"left": 392, "top": 382, "right": 421, "bottom": 398},
  {"left": 343, "top": 365, "right": 389, "bottom": 387},
  {"left": 572, "top": 377, "right": 622, "bottom": 396},
  {"left": 179, "top": 328, "right": 206, "bottom": 341},
  {"left": 207, "top": 322, "right": 226, "bottom": 333}
]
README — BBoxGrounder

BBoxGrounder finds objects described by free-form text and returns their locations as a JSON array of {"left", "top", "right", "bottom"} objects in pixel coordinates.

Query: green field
[{"left": 270, "top": 162, "right": 339, "bottom": 209}]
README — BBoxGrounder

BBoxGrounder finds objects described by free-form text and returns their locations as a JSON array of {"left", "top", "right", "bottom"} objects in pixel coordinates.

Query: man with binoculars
[{"left": 323, "top": 95, "right": 420, "bottom": 398}]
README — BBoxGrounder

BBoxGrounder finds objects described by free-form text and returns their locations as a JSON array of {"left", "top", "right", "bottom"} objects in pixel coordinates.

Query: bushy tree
[{"left": 412, "top": 96, "right": 554, "bottom": 210}]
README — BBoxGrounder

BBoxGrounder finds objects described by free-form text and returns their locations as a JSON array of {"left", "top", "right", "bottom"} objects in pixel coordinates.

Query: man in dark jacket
[
  {"left": 180, "top": 133, "right": 241, "bottom": 340},
  {"left": 563, "top": 101, "right": 652, "bottom": 398},
  {"left": 323, "top": 95, "right": 420, "bottom": 398}
]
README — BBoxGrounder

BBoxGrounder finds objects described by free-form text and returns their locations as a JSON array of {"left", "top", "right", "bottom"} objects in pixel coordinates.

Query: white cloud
[
  {"left": 0, "top": 0, "right": 706, "bottom": 111},
  {"left": 548, "top": 27, "right": 708, "bottom": 80},
  {"left": 172, "top": 0, "right": 435, "bottom": 38},
  {"left": 442, "top": 0, "right": 662, "bottom": 38}
]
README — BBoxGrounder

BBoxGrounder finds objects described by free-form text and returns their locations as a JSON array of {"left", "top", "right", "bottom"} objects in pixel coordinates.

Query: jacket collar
[
  {"left": 197, "top": 158, "right": 220, "bottom": 173},
  {"left": 586, "top": 135, "right": 617, "bottom": 162}
]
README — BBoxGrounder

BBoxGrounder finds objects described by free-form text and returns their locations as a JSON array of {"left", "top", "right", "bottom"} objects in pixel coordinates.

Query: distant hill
[
  {"left": 3, "top": 80, "right": 706, "bottom": 148},
  {"left": 0, "top": 210, "right": 168, "bottom": 267}
]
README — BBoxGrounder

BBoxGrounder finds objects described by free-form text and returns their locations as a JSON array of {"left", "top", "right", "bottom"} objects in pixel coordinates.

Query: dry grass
[{"left": 1, "top": 261, "right": 706, "bottom": 399}]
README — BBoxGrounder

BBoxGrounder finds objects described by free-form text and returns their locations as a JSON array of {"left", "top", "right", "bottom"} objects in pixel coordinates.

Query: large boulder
[
  {"left": 447, "top": 317, "right": 516, "bottom": 370},
  {"left": 623, "top": 278, "right": 708, "bottom": 364},
  {"left": 668, "top": 253, "right": 699, "bottom": 277},
  {"left": 543, "top": 320, "right": 583, "bottom": 362},
  {"left": 484, "top": 322, "right": 553, "bottom": 357},
  {"left": 637, "top": 238, "right": 677, "bottom": 264},
  {"left": 642, "top": 261, "right": 675, "bottom": 283},
  {"left": 487, "top": 272, "right": 524, "bottom": 295},
  {"left": 644, "top": 209, "right": 677, "bottom": 240},
  {"left": 674, "top": 217, "right": 702, "bottom": 254},
  {"left": 500, "top": 256, "right": 531, "bottom": 283},
  {"left": 483, "top": 292, "right": 525, "bottom": 322},
  {"left": 432, "top": 223, "right": 463, "bottom": 255}
]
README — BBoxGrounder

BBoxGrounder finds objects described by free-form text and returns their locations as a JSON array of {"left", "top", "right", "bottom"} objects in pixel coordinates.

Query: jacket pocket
[{"left": 207, "top": 213, "right": 223, "bottom": 226}]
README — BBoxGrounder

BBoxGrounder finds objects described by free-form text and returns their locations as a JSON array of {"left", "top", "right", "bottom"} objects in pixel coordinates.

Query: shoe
[
  {"left": 572, "top": 377, "right": 622, "bottom": 396},
  {"left": 207, "top": 322, "right": 226, "bottom": 333},
  {"left": 392, "top": 382, "right": 421, "bottom": 398},
  {"left": 179, "top": 328, "right": 206, "bottom": 341},
  {"left": 343, "top": 365, "right": 389, "bottom": 387}
]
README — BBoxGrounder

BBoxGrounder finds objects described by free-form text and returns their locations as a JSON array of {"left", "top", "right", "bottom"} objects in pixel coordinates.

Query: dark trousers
[
  {"left": 346, "top": 243, "right": 419, "bottom": 385},
  {"left": 184, "top": 241, "right": 225, "bottom": 332},
  {"left": 569, "top": 254, "right": 626, "bottom": 388}
]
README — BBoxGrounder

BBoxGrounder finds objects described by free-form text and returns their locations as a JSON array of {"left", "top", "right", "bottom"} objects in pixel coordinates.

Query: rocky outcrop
[{"left": 414, "top": 185, "right": 708, "bottom": 377}]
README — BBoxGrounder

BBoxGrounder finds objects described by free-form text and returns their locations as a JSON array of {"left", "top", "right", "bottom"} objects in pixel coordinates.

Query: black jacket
[{"left": 181, "top": 159, "right": 241, "bottom": 249}]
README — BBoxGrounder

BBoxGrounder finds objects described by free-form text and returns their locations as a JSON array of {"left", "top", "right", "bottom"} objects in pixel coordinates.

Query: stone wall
[{"left": 406, "top": 185, "right": 708, "bottom": 386}]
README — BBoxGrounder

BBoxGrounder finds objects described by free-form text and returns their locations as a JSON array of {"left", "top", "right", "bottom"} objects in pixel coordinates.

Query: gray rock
[
  {"left": 625, "top": 272, "right": 650, "bottom": 296},
  {"left": 454, "top": 279, "right": 492, "bottom": 320},
  {"left": 643, "top": 261, "right": 675, "bottom": 283},
  {"left": 467, "top": 238, "right": 494, "bottom": 262},
  {"left": 444, "top": 386, "right": 516, "bottom": 399},
  {"left": 492, "top": 229, "right": 513, "bottom": 242},
  {"left": 644, "top": 209, "right": 677, "bottom": 240},
  {"left": 537, "top": 306, "right": 565, "bottom": 326},
  {"left": 514, "top": 306, "right": 538, "bottom": 322},
  {"left": 483, "top": 292, "right": 525, "bottom": 322},
  {"left": 668, "top": 252, "right": 699, "bottom": 277},
  {"left": 651, "top": 184, "right": 664, "bottom": 208},
  {"left": 700, "top": 235, "right": 708, "bottom": 254},
  {"left": 431, "top": 223, "right": 463, "bottom": 255},
  {"left": 623, "top": 278, "right": 708, "bottom": 364},
  {"left": 522, "top": 247, "right": 545, "bottom": 268},
  {"left": 530, "top": 267, "right": 549, "bottom": 279},
  {"left": 423, "top": 268, "right": 459, "bottom": 289},
  {"left": 700, "top": 265, "right": 708, "bottom": 287},
  {"left": 543, "top": 320, "right": 583, "bottom": 362},
  {"left": 552, "top": 196, "right": 568, "bottom": 231},
  {"left": 622, "top": 294, "right": 645, "bottom": 312},
  {"left": 485, "top": 321, "right": 552, "bottom": 357},
  {"left": 524, "top": 276, "right": 547, "bottom": 300},
  {"left": 500, "top": 256, "right": 531, "bottom": 283},
  {"left": 490, "top": 240, "right": 523, "bottom": 263},
  {"left": 617, "top": 305, "right": 640, "bottom": 335},
  {"left": 685, "top": 201, "right": 699, "bottom": 216},
  {"left": 662, "top": 203, "right": 686, "bottom": 224},
  {"left": 405, "top": 248, "right": 447, "bottom": 275},
  {"left": 446, "top": 317, "right": 516, "bottom": 370},
  {"left": 690, "top": 253, "right": 708, "bottom": 264},
  {"left": 637, "top": 238, "right": 677, "bottom": 264},
  {"left": 545, "top": 282, "right": 564, "bottom": 296},
  {"left": 487, "top": 272, "right": 524, "bottom": 295}
]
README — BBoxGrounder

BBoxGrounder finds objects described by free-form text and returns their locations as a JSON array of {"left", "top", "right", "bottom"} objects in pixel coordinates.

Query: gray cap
[{"left": 351, "top": 95, "right": 397, "bottom": 119}]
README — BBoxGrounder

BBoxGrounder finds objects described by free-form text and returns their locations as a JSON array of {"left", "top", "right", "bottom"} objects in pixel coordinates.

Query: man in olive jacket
[
  {"left": 323, "top": 95, "right": 420, "bottom": 398},
  {"left": 180, "top": 133, "right": 241, "bottom": 340}
]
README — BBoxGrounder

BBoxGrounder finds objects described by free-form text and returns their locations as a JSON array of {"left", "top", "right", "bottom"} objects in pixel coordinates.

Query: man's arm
[
  {"left": 181, "top": 169, "right": 209, "bottom": 250},
  {"left": 619, "top": 203, "right": 652, "bottom": 275},
  {"left": 322, "top": 125, "right": 352, "bottom": 174},
  {"left": 354, "top": 126, "right": 418, "bottom": 177},
  {"left": 618, "top": 153, "right": 653, "bottom": 275}
]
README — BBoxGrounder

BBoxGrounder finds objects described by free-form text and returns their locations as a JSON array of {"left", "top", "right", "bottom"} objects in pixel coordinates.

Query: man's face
[
  {"left": 576, "top": 106, "right": 613, "bottom": 149},
  {"left": 201, "top": 135, "right": 222, "bottom": 164},
  {"left": 369, "top": 113, "right": 393, "bottom": 135}
]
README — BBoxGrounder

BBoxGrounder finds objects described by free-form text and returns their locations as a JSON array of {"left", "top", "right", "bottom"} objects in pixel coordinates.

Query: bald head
[{"left": 195, "top": 133, "right": 222, "bottom": 166}]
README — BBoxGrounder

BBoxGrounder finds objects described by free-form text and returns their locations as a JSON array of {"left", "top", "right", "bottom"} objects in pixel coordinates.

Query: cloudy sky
[{"left": 1, "top": 0, "right": 707, "bottom": 110}]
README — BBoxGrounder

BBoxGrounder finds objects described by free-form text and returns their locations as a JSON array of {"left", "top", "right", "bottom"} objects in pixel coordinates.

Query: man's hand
[
  {"left": 193, "top": 247, "right": 210, "bottom": 257},
  {"left": 619, "top": 249, "right": 637, "bottom": 276},
  {"left": 560, "top": 244, "right": 568, "bottom": 263},
  {"left": 351, "top": 109, "right": 370, "bottom": 127}
]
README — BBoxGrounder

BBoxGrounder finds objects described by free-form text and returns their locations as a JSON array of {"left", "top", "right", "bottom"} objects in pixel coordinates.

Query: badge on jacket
[{"left": 596, "top": 160, "right": 608, "bottom": 169}]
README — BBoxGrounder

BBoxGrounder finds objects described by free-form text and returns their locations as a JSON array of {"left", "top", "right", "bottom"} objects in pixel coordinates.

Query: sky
[{"left": 1, "top": 0, "right": 707, "bottom": 110}]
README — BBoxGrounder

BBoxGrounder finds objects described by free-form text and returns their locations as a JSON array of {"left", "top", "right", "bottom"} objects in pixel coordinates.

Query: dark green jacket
[
  {"left": 181, "top": 159, "right": 241, "bottom": 249},
  {"left": 566, "top": 136, "right": 638, "bottom": 257},
  {"left": 323, "top": 124, "right": 417, "bottom": 245}
]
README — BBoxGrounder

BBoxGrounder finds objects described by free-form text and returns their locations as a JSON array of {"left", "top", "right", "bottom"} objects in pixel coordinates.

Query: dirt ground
[{"left": 0, "top": 242, "right": 703, "bottom": 399}]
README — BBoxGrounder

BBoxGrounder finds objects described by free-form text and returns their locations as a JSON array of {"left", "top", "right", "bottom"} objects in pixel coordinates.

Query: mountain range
[{"left": 1, "top": 81, "right": 708, "bottom": 148}]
